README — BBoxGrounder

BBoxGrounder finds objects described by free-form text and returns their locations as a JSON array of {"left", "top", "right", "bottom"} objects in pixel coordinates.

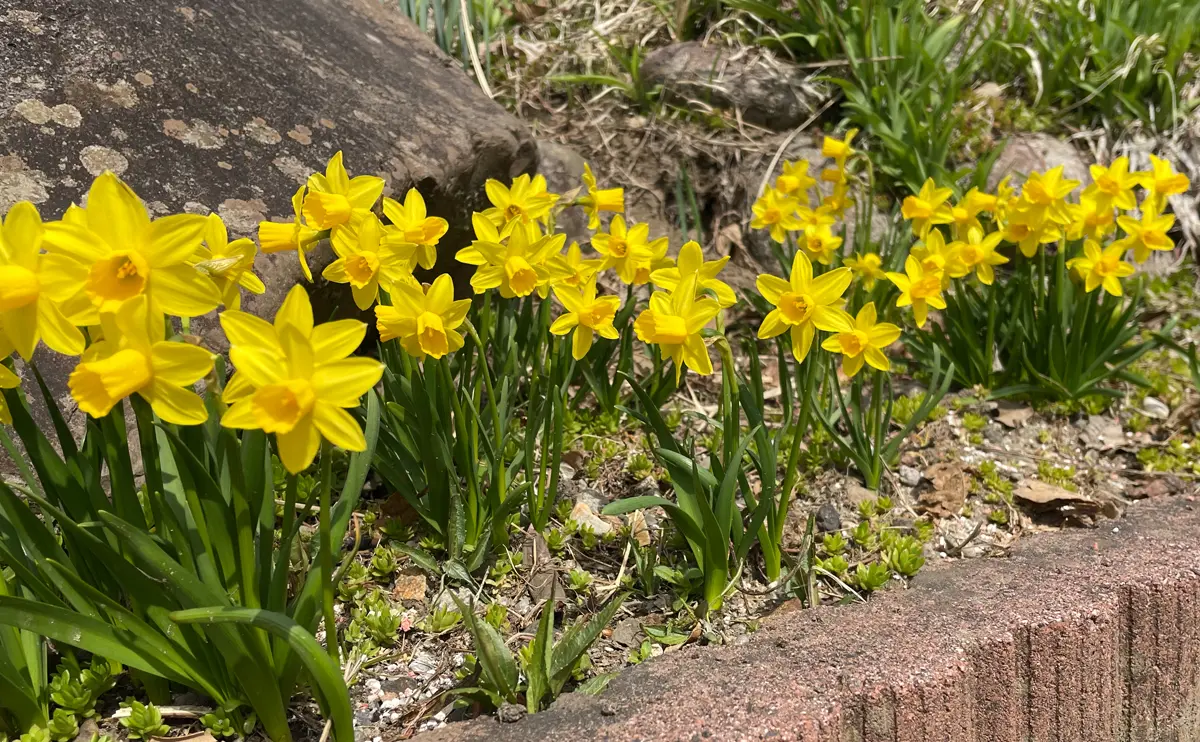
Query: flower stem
[{"left": 318, "top": 439, "right": 339, "bottom": 667}]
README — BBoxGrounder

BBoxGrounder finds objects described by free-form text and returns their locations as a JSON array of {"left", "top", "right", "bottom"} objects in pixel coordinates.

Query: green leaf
[
  {"left": 170, "top": 608, "right": 353, "bottom": 742},
  {"left": 549, "top": 593, "right": 626, "bottom": 692},
  {"left": 524, "top": 600, "right": 554, "bottom": 713},
  {"left": 0, "top": 596, "right": 192, "bottom": 684},
  {"left": 453, "top": 595, "right": 518, "bottom": 704}
]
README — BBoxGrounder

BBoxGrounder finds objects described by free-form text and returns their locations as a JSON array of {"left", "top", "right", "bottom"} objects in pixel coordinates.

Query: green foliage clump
[
  {"left": 1036, "top": 460, "right": 1078, "bottom": 491},
  {"left": 119, "top": 701, "right": 169, "bottom": 740}
]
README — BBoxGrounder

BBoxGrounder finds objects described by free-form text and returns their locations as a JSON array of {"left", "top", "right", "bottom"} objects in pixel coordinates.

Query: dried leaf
[
  {"left": 994, "top": 401, "right": 1033, "bottom": 429},
  {"left": 522, "top": 526, "right": 562, "bottom": 607},
  {"left": 1015, "top": 480, "right": 1121, "bottom": 521},
  {"left": 626, "top": 509, "right": 652, "bottom": 547},
  {"left": 915, "top": 463, "right": 967, "bottom": 517},
  {"left": 570, "top": 501, "right": 613, "bottom": 535}
]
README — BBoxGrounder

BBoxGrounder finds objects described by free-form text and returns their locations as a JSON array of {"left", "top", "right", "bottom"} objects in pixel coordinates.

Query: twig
[
  {"left": 459, "top": 0, "right": 494, "bottom": 99},
  {"left": 943, "top": 521, "right": 983, "bottom": 558}
]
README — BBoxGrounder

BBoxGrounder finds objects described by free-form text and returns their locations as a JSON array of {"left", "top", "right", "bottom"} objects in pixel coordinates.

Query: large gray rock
[
  {"left": 0, "top": 0, "right": 533, "bottom": 467},
  {"left": 986, "top": 133, "right": 1089, "bottom": 191},
  {"left": 641, "top": 42, "right": 819, "bottom": 131}
]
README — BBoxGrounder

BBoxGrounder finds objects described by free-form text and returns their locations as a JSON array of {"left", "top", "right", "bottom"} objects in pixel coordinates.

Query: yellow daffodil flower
[
  {"left": 482, "top": 173, "right": 559, "bottom": 228},
  {"left": 376, "top": 274, "right": 471, "bottom": 362},
  {"left": 994, "top": 175, "right": 1016, "bottom": 225},
  {"left": 258, "top": 185, "right": 322, "bottom": 281},
  {"left": 1083, "top": 157, "right": 1138, "bottom": 211},
  {"left": 820, "top": 302, "right": 900, "bottom": 377},
  {"left": 590, "top": 215, "right": 670, "bottom": 285},
  {"left": 795, "top": 205, "right": 837, "bottom": 233},
  {"left": 1002, "top": 212, "right": 1061, "bottom": 258},
  {"left": 302, "top": 151, "right": 384, "bottom": 233},
  {"left": 948, "top": 228, "right": 1007, "bottom": 285},
  {"left": 0, "top": 201, "right": 85, "bottom": 359},
  {"left": 887, "top": 255, "right": 946, "bottom": 329},
  {"left": 755, "top": 251, "right": 853, "bottom": 363},
  {"left": 1137, "top": 155, "right": 1190, "bottom": 214},
  {"left": 578, "top": 164, "right": 625, "bottom": 230},
  {"left": 844, "top": 252, "right": 885, "bottom": 290},
  {"left": 550, "top": 277, "right": 621, "bottom": 360},
  {"left": 901, "top": 178, "right": 955, "bottom": 238},
  {"left": 190, "top": 213, "right": 266, "bottom": 311},
  {"left": 220, "top": 285, "right": 364, "bottom": 405},
  {"left": 909, "top": 229, "right": 959, "bottom": 286},
  {"left": 68, "top": 295, "right": 214, "bottom": 424},
  {"left": 1014, "top": 166, "right": 1079, "bottom": 226},
  {"left": 457, "top": 217, "right": 569, "bottom": 297},
  {"left": 821, "top": 165, "right": 847, "bottom": 185},
  {"left": 324, "top": 214, "right": 418, "bottom": 310},
  {"left": 822, "top": 183, "right": 853, "bottom": 217},
  {"left": 750, "top": 188, "right": 801, "bottom": 243},
  {"left": 650, "top": 240, "right": 737, "bottom": 307},
  {"left": 1065, "top": 195, "right": 1116, "bottom": 242},
  {"left": 821, "top": 128, "right": 858, "bottom": 167},
  {"left": 559, "top": 241, "right": 604, "bottom": 290},
  {"left": 1067, "top": 240, "right": 1136, "bottom": 297},
  {"left": 1115, "top": 210, "right": 1175, "bottom": 263},
  {"left": 221, "top": 290, "right": 384, "bottom": 473},
  {"left": 41, "top": 172, "right": 215, "bottom": 321},
  {"left": 381, "top": 188, "right": 448, "bottom": 271},
  {"left": 949, "top": 188, "right": 997, "bottom": 240},
  {"left": 800, "top": 225, "right": 844, "bottom": 266},
  {"left": 775, "top": 160, "right": 816, "bottom": 195},
  {"left": 634, "top": 275, "right": 721, "bottom": 381}
]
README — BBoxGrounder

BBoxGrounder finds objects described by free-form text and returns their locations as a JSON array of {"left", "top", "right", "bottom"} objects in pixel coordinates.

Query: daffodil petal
[
  {"left": 276, "top": 415, "right": 321, "bottom": 474},
  {"left": 275, "top": 285, "right": 315, "bottom": 336},
  {"left": 221, "top": 310, "right": 280, "bottom": 351},
  {"left": 222, "top": 398, "right": 258, "bottom": 428},
  {"left": 149, "top": 264, "right": 221, "bottom": 318},
  {"left": 150, "top": 341, "right": 214, "bottom": 386},
  {"left": 37, "top": 301, "right": 85, "bottom": 357},
  {"left": 229, "top": 346, "right": 285, "bottom": 388},
  {"left": 312, "top": 401, "right": 367, "bottom": 451},
  {"left": 311, "top": 358, "right": 383, "bottom": 407},
  {"left": 311, "top": 320, "right": 366, "bottom": 360},
  {"left": 790, "top": 323, "right": 814, "bottom": 362},
  {"left": 571, "top": 327, "right": 594, "bottom": 360},
  {"left": 145, "top": 380, "right": 208, "bottom": 426},
  {"left": 144, "top": 214, "right": 207, "bottom": 267}
]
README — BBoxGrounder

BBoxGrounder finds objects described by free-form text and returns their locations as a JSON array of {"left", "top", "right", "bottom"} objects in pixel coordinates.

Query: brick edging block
[{"left": 414, "top": 497, "right": 1200, "bottom": 742}]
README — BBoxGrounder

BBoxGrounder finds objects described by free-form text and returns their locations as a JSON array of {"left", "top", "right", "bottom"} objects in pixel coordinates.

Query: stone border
[{"left": 415, "top": 495, "right": 1200, "bottom": 741}]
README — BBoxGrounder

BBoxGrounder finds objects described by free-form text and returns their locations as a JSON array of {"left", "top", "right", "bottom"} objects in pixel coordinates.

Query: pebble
[
  {"left": 1142, "top": 397, "right": 1170, "bottom": 419},
  {"left": 898, "top": 465, "right": 922, "bottom": 487},
  {"left": 574, "top": 485, "right": 609, "bottom": 512},
  {"left": 814, "top": 502, "right": 841, "bottom": 533},
  {"left": 409, "top": 650, "right": 440, "bottom": 678},
  {"left": 497, "top": 703, "right": 527, "bottom": 723}
]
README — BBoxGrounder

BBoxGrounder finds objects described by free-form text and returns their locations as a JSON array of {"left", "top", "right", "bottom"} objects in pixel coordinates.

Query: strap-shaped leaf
[
  {"left": 452, "top": 595, "right": 518, "bottom": 703},
  {"left": 549, "top": 592, "right": 627, "bottom": 690},
  {"left": 170, "top": 607, "right": 353, "bottom": 742}
]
